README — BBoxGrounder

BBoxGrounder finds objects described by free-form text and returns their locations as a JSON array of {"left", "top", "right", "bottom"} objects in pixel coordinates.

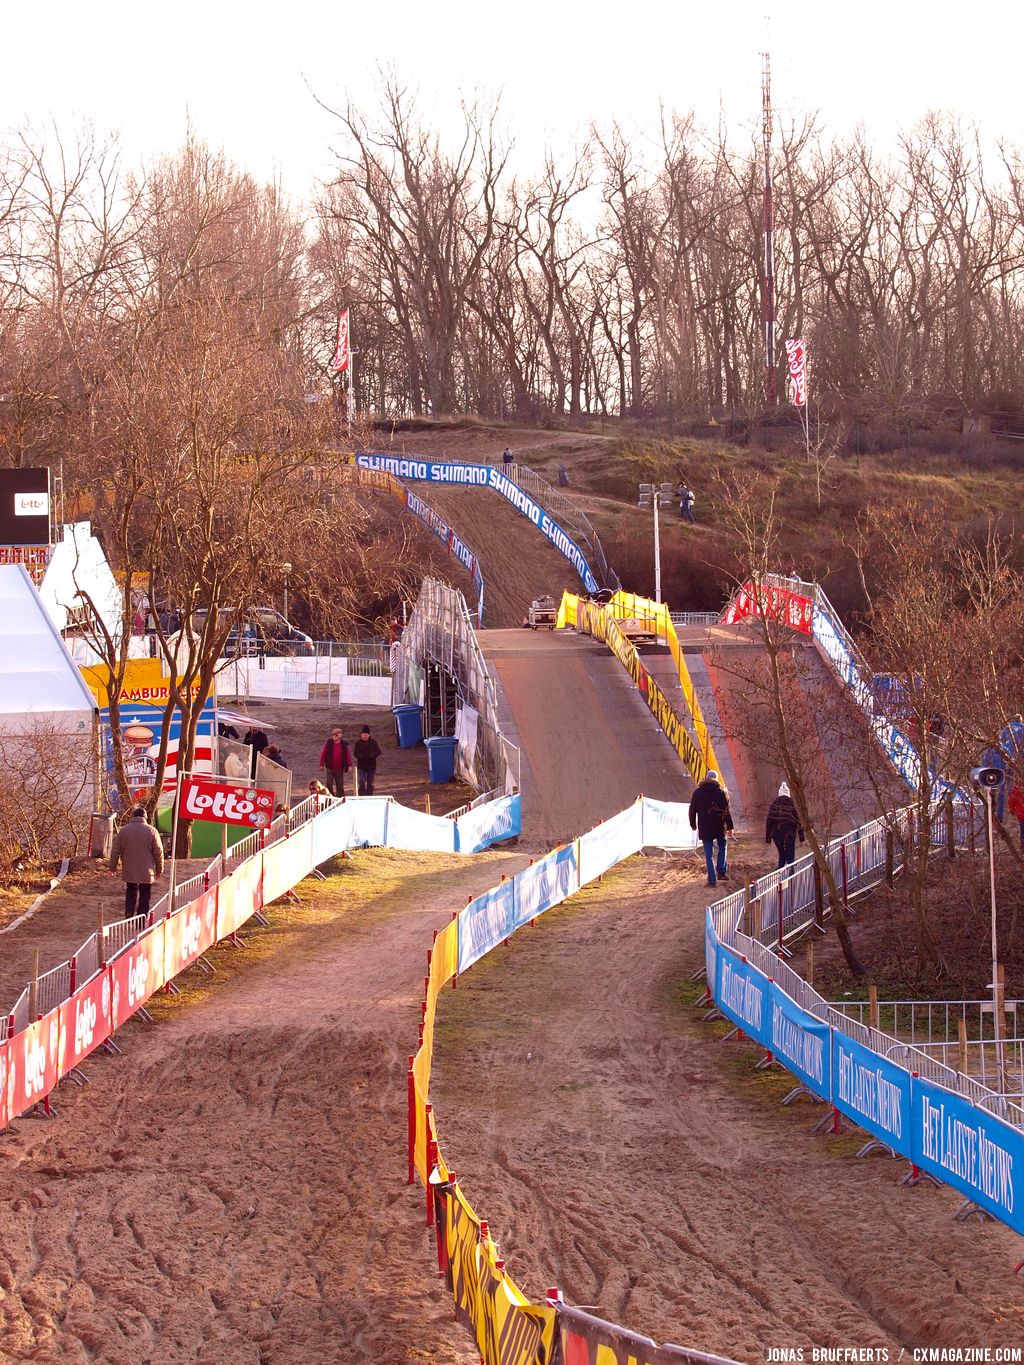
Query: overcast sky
[{"left": 4, "top": 0, "right": 1021, "bottom": 202}]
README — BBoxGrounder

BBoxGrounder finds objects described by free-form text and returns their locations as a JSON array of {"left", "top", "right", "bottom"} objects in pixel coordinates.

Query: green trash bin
[
  {"left": 424, "top": 735, "right": 458, "bottom": 783},
  {"left": 392, "top": 703, "right": 423, "bottom": 748}
]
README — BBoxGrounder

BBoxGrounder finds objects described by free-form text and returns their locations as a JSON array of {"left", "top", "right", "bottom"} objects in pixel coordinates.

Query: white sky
[{"left": 3, "top": 0, "right": 1022, "bottom": 204}]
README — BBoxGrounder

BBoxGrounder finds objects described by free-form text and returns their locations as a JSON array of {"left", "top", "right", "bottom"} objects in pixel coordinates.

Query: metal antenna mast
[{"left": 761, "top": 48, "right": 777, "bottom": 407}]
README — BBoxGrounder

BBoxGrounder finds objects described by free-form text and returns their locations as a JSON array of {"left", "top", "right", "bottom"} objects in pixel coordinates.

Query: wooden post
[
  {"left": 743, "top": 882, "right": 752, "bottom": 935},
  {"left": 869, "top": 984, "right": 879, "bottom": 1033},
  {"left": 806, "top": 940, "right": 814, "bottom": 986},
  {"left": 750, "top": 894, "right": 762, "bottom": 940},
  {"left": 425, "top": 792, "right": 431, "bottom": 816},
  {"left": 945, "top": 794, "right": 956, "bottom": 860},
  {"left": 885, "top": 829, "right": 895, "bottom": 887},
  {"left": 28, "top": 949, "right": 39, "bottom": 1020},
  {"left": 812, "top": 861, "right": 824, "bottom": 931},
  {"left": 97, "top": 902, "right": 106, "bottom": 967},
  {"left": 957, "top": 1018, "right": 968, "bottom": 1076}
]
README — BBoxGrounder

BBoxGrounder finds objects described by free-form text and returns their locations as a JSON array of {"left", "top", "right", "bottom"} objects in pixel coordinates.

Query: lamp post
[
  {"left": 638, "top": 482, "right": 675, "bottom": 604},
  {"left": 282, "top": 562, "right": 292, "bottom": 620},
  {"left": 972, "top": 765, "right": 1007, "bottom": 1095}
]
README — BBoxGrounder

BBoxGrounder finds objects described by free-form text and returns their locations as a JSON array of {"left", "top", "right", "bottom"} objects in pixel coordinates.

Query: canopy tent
[{"left": 0, "top": 563, "right": 99, "bottom": 743}]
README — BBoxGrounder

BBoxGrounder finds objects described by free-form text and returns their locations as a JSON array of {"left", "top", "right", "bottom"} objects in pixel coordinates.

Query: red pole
[
  {"left": 407, "top": 1056, "right": 416, "bottom": 1185},
  {"left": 832, "top": 1106, "right": 841, "bottom": 1135},
  {"left": 776, "top": 882, "right": 784, "bottom": 955},
  {"left": 426, "top": 1134, "right": 437, "bottom": 1227},
  {"left": 840, "top": 843, "right": 849, "bottom": 910},
  {"left": 69, "top": 956, "right": 77, "bottom": 996}
]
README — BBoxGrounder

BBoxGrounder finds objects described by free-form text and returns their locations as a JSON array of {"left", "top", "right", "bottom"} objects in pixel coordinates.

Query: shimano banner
[{"left": 356, "top": 454, "right": 599, "bottom": 592}]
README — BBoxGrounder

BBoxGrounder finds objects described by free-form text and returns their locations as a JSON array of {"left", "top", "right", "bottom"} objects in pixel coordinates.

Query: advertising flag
[
  {"left": 784, "top": 338, "right": 807, "bottom": 407},
  {"left": 330, "top": 308, "right": 350, "bottom": 373}
]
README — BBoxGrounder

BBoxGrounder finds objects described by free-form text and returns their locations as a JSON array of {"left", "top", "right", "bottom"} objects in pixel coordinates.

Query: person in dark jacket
[
  {"left": 765, "top": 781, "right": 804, "bottom": 868},
  {"left": 689, "top": 770, "right": 734, "bottom": 887},
  {"left": 353, "top": 725, "right": 383, "bottom": 795},
  {"left": 243, "top": 724, "right": 269, "bottom": 778},
  {"left": 319, "top": 727, "right": 352, "bottom": 797}
]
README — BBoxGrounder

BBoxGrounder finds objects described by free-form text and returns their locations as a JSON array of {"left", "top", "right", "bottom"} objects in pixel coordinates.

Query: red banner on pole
[
  {"left": 180, "top": 777, "right": 274, "bottom": 828},
  {"left": 722, "top": 580, "right": 813, "bottom": 634},
  {"left": 784, "top": 337, "right": 807, "bottom": 407},
  {"left": 330, "top": 308, "right": 350, "bottom": 373}
]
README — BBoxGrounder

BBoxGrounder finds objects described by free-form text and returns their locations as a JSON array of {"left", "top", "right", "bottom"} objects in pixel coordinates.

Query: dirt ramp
[{"left": 480, "top": 630, "right": 688, "bottom": 847}]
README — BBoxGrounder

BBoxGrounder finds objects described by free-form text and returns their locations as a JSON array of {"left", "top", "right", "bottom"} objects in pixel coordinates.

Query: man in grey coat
[{"left": 109, "top": 807, "right": 165, "bottom": 918}]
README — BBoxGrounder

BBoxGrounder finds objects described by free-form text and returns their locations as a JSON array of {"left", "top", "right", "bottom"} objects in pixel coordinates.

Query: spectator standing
[
  {"left": 678, "top": 483, "right": 696, "bottom": 524},
  {"left": 243, "top": 723, "right": 269, "bottom": 778},
  {"left": 1008, "top": 782, "right": 1024, "bottom": 852},
  {"left": 765, "top": 781, "right": 805, "bottom": 868},
  {"left": 264, "top": 743, "right": 288, "bottom": 768},
  {"left": 108, "top": 807, "right": 164, "bottom": 917},
  {"left": 689, "top": 770, "right": 734, "bottom": 887},
  {"left": 319, "top": 727, "right": 352, "bottom": 797},
  {"left": 502, "top": 446, "right": 514, "bottom": 466},
  {"left": 353, "top": 725, "right": 383, "bottom": 795}
]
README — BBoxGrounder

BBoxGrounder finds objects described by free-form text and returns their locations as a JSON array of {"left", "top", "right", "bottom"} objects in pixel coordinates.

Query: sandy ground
[{"left": 431, "top": 856, "right": 1024, "bottom": 1358}]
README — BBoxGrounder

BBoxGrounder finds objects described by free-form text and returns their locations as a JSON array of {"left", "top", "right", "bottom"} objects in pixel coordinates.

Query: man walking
[
  {"left": 765, "top": 781, "right": 805, "bottom": 868},
  {"left": 108, "top": 807, "right": 164, "bottom": 918},
  {"left": 689, "top": 769, "right": 734, "bottom": 887},
  {"left": 353, "top": 725, "right": 383, "bottom": 795},
  {"left": 319, "top": 726, "right": 352, "bottom": 797},
  {"left": 678, "top": 483, "right": 696, "bottom": 524}
]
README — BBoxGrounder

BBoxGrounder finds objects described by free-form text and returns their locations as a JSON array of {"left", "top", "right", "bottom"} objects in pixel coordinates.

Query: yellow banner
[
  {"left": 442, "top": 1176, "right": 557, "bottom": 1365},
  {"left": 81, "top": 658, "right": 207, "bottom": 708},
  {"left": 561, "top": 594, "right": 720, "bottom": 786}
]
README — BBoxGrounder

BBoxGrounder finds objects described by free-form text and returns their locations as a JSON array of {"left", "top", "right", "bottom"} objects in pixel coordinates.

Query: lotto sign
[
  {"left": 13, "top": 1009, "right": 61, "bottom": 1119},
  {"left": 58, "top": 970, "right": 113, "bottom": 1075},
  {"left": 0, "top": 467, "right": 51, "bottom": 546},
  {"left": 163, "top": 889, "right": 218, "bottom": 984},
  {"left": 180, "top": 777, "right": 273, "bottom": 828},
  {"left": 721, "top": 580, "right": 813, "bottom": 635},
  {"left": 110, "top": 924, "right": 166, "bottom": 1029}
]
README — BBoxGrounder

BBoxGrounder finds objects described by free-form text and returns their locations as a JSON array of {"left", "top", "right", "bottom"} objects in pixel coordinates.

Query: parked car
[{"left": 174, "top": 607, "right": 315, "bottom": 659}]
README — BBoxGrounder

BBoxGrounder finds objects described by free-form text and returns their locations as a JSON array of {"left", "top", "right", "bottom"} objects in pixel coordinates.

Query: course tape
[
  {"left": 0, "top": 790, "right": 520, "bottom": 1132},
  {"left": 356, "top": 454, "right": 599, "bottom": 594},
  {"left": 413, "top": 797, "right": 742, "bottom": 1364},
  {"left": 560, "top": 591, "right": 719, "bottom": 786}
]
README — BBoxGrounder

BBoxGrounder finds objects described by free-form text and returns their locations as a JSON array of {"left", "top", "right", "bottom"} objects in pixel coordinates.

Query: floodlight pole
[{"left": 653, "top": 493, "right": 662, "bottom": 605}]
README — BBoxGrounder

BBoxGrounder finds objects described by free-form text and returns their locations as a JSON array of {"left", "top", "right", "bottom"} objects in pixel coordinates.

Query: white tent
[
  {"left": 0, "top": 564, "right": 98, "bottom": 735},
  {"left": 39, "top": 521, "right": 121, "bottom": 638}
]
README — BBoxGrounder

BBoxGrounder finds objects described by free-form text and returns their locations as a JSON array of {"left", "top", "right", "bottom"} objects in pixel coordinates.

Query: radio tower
[{"left": 761, "top": 48, "right": 777, "bottom": 407}]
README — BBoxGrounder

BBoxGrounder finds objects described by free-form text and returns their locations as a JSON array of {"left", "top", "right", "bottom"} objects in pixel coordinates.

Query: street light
[
  {"left": 282, "top": 562, "right": 292, "bottom": 620},
  {"left": 638, "top": 482, "right": 675, "bottom": 605},
  {"left": 971, "top": 764, "right": 1007, "bottom": 1094}
]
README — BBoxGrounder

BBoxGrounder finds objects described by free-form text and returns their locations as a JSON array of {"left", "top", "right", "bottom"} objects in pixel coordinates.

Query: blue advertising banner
[
  {"left": 767, "top": 983, "right": 831, "bottom": 1097},
  {"left": 356, "top": 454, "right": 599, "bottom": 592},
  {"left": 831, "top": 1030, "right": 910, "bottom": 1150},
  {"left": 513, "top": 842, "right": 578, "bottom": 929},
  {"left": 458, "top": 878, "right": 517, "bottom": 973},
  {"left": 714, "top": 946, "right": 771, "bottom": 1050},
  {"left": 455, "top": 793, "right": 521, "bottom": 853},
  {"left": 911, "top": 1076, "right": 1024, "bottom": 1233}
]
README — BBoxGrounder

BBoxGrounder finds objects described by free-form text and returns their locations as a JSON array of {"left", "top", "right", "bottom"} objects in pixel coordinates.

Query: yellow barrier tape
[
  {"left": 564, "top": 596, "right": 720, "bottom": 786},
  {"left": 442, "top": 1175, "right": 558, "bottom": 1364}
]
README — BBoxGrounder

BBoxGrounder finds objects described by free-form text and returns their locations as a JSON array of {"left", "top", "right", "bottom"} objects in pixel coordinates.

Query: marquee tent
[{"left": 0, "top": 563, "right": 100, "bottom": 810}]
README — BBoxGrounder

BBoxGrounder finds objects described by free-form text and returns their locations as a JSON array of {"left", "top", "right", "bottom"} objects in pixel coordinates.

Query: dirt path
[
  {"left": 430, "top": 855, "right": 1024, "bottom": 1359},
  {"left": 0, "top": 846, "right": 528, "bottom": 1364}
]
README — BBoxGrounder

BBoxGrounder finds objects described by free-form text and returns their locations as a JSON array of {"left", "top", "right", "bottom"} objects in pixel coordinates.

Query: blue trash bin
[
  {"left": 392, "top": 703, "right": 423, "bottom": 748},
  {"left": 424, "top": 735, "right": 458, "bottom": 783}
]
